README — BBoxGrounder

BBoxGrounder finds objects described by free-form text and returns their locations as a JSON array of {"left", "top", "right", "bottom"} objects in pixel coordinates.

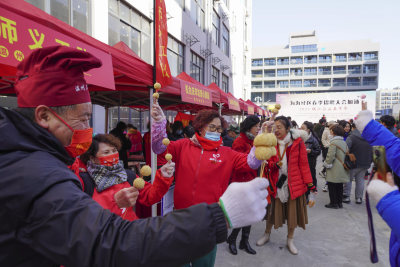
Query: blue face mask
[{"left": 204, "top": 131, "right": 221, "bottom": 142}]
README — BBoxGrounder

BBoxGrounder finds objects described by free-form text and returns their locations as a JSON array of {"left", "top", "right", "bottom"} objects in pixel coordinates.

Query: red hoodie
[{"left": 231, "top": 132, "right": 257, "bottom": 183}]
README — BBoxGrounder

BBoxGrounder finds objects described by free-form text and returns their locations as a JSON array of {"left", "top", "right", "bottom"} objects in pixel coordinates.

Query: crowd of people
[{"left": 1, "top": 46, "right": 400, "bottom": 267}]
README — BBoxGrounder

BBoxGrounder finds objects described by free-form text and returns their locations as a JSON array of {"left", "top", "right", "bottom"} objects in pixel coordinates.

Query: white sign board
[
  {"left": 276, "top": 91, "right": 376, "bottom": 123},
  {"left": 161, "top": 185, "right": 175, "bottom": 216}
]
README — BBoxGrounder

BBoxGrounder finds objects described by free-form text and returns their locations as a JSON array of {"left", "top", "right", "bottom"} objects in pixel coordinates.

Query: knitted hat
[
  {"left": 227, "top": 124, "right": 240, "bottom": 134},
  {"left": 240, "top": 115, "right": 260, "bottom": 133}
]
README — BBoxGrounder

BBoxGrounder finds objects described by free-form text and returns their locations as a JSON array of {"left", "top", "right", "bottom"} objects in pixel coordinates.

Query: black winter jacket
[
  {"left": 304, "top": 133, "right": 321, "bottom": 159},
  {"left": 346, "top": 129, "right": 373, "bottom": 169},
  {"left": 0, "top": 108, "right": 227, "bottom": 267}
]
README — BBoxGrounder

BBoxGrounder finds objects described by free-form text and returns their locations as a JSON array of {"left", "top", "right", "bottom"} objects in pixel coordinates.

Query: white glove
[
  {"left": 354, "top": 110, "right": 373, "bottom": 133},
  {"left": 367, "top": 179, "right": 397, "bottom": 203},
  {"left": 219, "top": 178, "right": 269, "bottom": 228},
  {"left": 151, "top": 103, "right": 165, "bottom": 122},
  {"left": 160, "top": 161, "right": 175, "bottom": 178}
]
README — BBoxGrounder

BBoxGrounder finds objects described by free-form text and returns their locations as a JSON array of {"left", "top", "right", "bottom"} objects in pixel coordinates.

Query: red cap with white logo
[{"left": 14, "top": 46, "right": 102, "bottom": 107}]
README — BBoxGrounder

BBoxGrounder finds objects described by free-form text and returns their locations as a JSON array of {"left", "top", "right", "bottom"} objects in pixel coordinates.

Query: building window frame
[
  {"left": 212, "top": 10, "right": 220, "bottom": 46},
  {"left": 222, "top": 23, "right": 230, "bottom": 57},
  {"left": 190, "top": 51, "right": 205, "bottom": 84},
  {"left": 222, "top": 73, "right": 229, "bottom": 93},
  {"left": 212, "top": 66, "right": 220, "bottom": 86},
  {"left": 167, "top": 35, "right": 185, "bottom": 76}
]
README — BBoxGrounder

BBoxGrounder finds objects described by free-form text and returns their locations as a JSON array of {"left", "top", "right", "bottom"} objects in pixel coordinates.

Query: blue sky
[{"left": 252, "top": 0, "right": 400, "bottom": 89}]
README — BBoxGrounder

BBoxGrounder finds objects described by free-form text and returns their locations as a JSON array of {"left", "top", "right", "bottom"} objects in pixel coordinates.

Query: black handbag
[{"left": 331, "top": 144, "right": 356, "bottom": 170}]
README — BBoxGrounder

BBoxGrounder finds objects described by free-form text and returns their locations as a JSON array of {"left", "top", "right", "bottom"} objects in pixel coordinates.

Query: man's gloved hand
[
  {"left": 161, "top": 161, "right": 175, "bottom": 178},
  {"left": 219, "top": 178, "right": 269, "bottom": 228},
  {"left": 151, "top": 103, "right": 165, "bottom": 122},
  {"left": 114, "top": 187, "right": 139, "bottom": 208},
  {"left": 367, "top": 172, "right": 397, "bottom": 203}
]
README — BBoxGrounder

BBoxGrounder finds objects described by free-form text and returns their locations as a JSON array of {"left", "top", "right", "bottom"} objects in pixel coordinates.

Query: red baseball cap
[{"left": 14, "top": 46, "right": 102, "bottom": 107}]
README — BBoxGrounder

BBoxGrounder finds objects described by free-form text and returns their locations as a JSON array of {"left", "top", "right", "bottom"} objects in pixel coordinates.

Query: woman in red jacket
[
  {"left": 227, "top": 115, "right": 260, "bottom": 255},
  {"left": 151, "top": 105, "right": 261, "bottom": 267},
  {"left": 80, "top": 134, "right": 174, "bottom": 221},
  {"left": 256, "top": 116, "right": 315, "bottom": 255}
]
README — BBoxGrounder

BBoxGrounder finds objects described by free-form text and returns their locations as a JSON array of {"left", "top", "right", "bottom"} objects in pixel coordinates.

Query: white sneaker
[
  {"left": 287, "top": 238, "right": 298, "bottom": 255},
  {"left": 256, "top": 233, "right": 270, "bottom": 246},
  {"left": 322, "top": 185, "right": 328, "bottom": 192}
]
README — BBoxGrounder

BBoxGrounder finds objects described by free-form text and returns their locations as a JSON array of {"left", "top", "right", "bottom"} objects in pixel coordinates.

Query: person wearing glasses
[{"left": 151, "top": 107, "right": 262, "bottom": 267}]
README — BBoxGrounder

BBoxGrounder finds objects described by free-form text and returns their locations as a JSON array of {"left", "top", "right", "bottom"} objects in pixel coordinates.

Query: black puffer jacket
[
  {"left": 0, "top": 107, "right": 227, "bottom": 267},
  {"left": 304, "top": 133, "right": 321, "bottom": 159}
]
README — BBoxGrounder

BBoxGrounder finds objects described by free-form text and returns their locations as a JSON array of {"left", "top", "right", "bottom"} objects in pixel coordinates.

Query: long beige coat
[{"left": 324, "top": 136, "right": 350, "bottom": 183}]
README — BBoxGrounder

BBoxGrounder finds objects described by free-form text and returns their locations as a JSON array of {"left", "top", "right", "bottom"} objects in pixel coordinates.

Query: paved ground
[{"left": 215, "top": 157, "right": 391, "bottom": 267}]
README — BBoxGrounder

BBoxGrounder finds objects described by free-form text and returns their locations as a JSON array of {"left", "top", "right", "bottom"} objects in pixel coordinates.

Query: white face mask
[{"left": 204, "top": 131, "right": 221, "bottom": 141}]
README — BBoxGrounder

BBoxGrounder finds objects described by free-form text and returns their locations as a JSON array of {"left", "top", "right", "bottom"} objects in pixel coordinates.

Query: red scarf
[{"left": 195, "top": 132, "right": 222, "bottom": 150}]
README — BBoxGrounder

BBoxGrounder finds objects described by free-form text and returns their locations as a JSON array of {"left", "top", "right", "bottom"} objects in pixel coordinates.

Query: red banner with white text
[{"left": 155, "top": 0, "right": 172, "bottom": 88}]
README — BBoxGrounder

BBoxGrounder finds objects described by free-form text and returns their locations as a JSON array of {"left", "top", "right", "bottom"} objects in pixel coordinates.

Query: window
[
  {"left": 277, "top": 57, "right": 289, "bottom": 65},
  {"left": 364, "top": 52, "right": 378, "bottom": 61},
  {"left": 290, "top": 57, "right": 303, "bottom": 65},
  {"left": 222, "top": 74, "right": 229, "bottom": 93},
  {"left": 277, "top": 80, "right": 289, "bottom": 88},
  {"left": 333, "top": 66, "right": 346, "bottom": 74},
  {"left": 318, "top": 67, "right": 331, "bottom": 75},
  {"left": 26, "top": 0, "right": 91, "bottom": 34},
  {"left": 290, "top": 68, "right": 302, "bottom": 76},
  {"left": 363, "top": 64, "right": 378, "bottom": 74},
  {"left": 333, "top": 78, "right": 345, "bottom": 87},
  {"left": 304, "top": 55, "right": 317, "bottom": 64},
  {"left": 212, "top": 67, "right": 220, "bottom": 86},
  {"left": 349, "top": 53, "right": 362, "bottom": 61},
  {"left": 348, "top": 65, "right": 361, "bottom": 74},
  {"left": 334, "top": 54, "right": 346, "bottom": 62},
  {"left": 319, "top": 55, "right": 332, "bottom": 63},
  {"left": 108, "top": 0, "right": 151, "bottom": 63},
  {"left": 222, "top": 24, "right": 230, "bottom": 57},
  {"left": 348, "top": 77, "right": 361, "bottom": 86},
  {"left": 264, "top": 92, "right": 276, "bottom": 102},
  {"left": 318, "top": 79, "right": 331, "bottom": 87},
  {"left": 363, "top": 77, "right": 377, "bottom": 86},
  {"left": 251, "top": 81, "right": 262, "bottom": 89},
  {"left": 277, "top": 69, "right": 289, "bottom": 76},
  {"left": 304, "top": 67, "right": 317, "bottom": 75},
  {"left": 190, "top": 52, "right": 204, "bottom": 83},
  {"left": 264, "top": 81, "right": 275, "bottom": 88},
  {"left": 252, "top": 58, "right": 263, "bottom": 67},
  {"left": 264, "top": 70, "right": 275, "bottom": 77},
  {"left": 167, "top": 36, "right": 184, "bottom": 77},
  {"left": 190, "top": 0, "right": 205, "bottom": 31},
  {"left": 304, "top": 79, "right": 316, "bottom": 87},
  {"left": 251, "top": 92, "right": 263, "bottom": 103},
  {"left": 291, "top": 44, "right": 317, "bottom": 53},
  {"left": 290, "top": 80, "right": 302, "bottom": 88},
  {"left": 212, "top": 11, "right": 220, "bottom": 46},
  {"left": 264, "top": 58, "right": 276, "bottom": 66},
  {"left": 251, "top": 70, "right": 263, "bottom": 78}
]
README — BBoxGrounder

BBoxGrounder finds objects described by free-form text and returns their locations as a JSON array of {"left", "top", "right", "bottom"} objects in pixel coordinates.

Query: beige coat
[{"left": 323, "top": 136, "right": 350, "bottom": 183}]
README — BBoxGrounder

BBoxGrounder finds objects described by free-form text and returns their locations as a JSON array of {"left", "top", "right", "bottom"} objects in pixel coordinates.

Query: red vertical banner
[{"left": 155, "top": 0, "right": 172, "bottom": 88}]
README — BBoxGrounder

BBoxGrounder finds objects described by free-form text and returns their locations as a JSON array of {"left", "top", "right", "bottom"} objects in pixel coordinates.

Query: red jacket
[
  {"left": 264, "top": 137, "right": 312, "bottom": 200},
  {"left": 231, "top": 133, "right": 257, "bottom": 182},
  {"left": 92, "top": 169, "right": 173, "bottom": 221},
  {"left": 168, "top": 138, "right": 254, "bottom": 209}
]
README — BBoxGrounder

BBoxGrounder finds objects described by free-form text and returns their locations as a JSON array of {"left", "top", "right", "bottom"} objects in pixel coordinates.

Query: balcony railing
[
  {"left": 303, "top": 84, "right": 316, "bottom": 87},
  {"left": 319, "top": 82, "right": 331, "bottom": 87},
  {"left": 363, "top": 81, "right": 377, "bottom": 86},
  {"left": 277, "top": 73, "right": 289, "bottom": 77},
  {"left": 304, "top": 72, "right": 317, "bottom": 76},
  {"left": 364, "top": 56, "right": 378, "bottom": 61},
  {"left": 333, "top": 70, "right": 346, "bottom": 74},
  {"left": 333, "top": 82, "right": 346, "bottom": 87},
  {"left": 277, "top": 61, "right": 289, "bottom": 65},
  {"left": 334, "top": 58, "right": 347, "bottom": 62},
  {"left": 291, "top": 72, "right": 303, "bottom": 76},
  {"left": 290, "top": 60, "right": 303, "bottom": 65},
  {"left": 348, "top": 57, "right": 362, "bottom": 62},
  {"left": 319, "top": 59, "right": 332, "bottom": 63},
  {"left": 364, "top": 70, "right": 377, "bottom": 74},
  {"left": 319, "top": 71, "right": 332, "bottom": 75},
  {"left": 278, "top": 84, "right": 289, "bottom": 88},
  {"left": 251, "top": 85, "right": 263, "bottom": 89},
  {"left": 264, "top": 62, "right": 276, "bottom": 66},
  {"left": 264, "top": 84, "right": 275, "bottom": 88},
  {"left": 348, "top": 69, "right": 361, "bottom": 74},
  {"left": 290, "top": 84, "right": 302, "bottom": 88},
  {"left": 251, "top": 74, "right": 263, "bottom": 78},
  {"left": 348, "top": 82, "right": 361, "bottom": 86},
  {"left": 304, "top": 59, "right": 317, "bottom": 64}
]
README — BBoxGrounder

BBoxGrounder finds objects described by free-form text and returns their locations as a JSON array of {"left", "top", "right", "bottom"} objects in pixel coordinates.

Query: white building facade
[
  {"left": 376, "top": 87, "right": 400, "bottom": 110},
  {"left": 24, "top": 0, "right": 251, "bottom": 132},
  {"left": 251, "top": 31, "right": 380, "bottom": 108}
]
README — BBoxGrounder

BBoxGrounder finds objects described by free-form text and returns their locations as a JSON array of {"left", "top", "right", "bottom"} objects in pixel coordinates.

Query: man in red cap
[{"left": 0, "top": 46, "right": 270, "bottom": 267}]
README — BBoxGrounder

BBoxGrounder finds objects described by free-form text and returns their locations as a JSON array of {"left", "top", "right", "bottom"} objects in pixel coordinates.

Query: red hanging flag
[{"left": 155, "top": 0, "right": 172, "bottom": 88}]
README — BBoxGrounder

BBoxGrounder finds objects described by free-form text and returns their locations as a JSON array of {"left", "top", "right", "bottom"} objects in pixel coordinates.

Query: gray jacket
[
  {"left": 346, "top": 129, "right": 373, "bottom": 169},
  {"left": 324, "top": 136, "right": 350, "bottom": 183}
]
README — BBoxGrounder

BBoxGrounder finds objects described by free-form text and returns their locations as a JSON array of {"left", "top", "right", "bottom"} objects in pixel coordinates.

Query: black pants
[
  {"left": 227, "top": 225, "right": 251, "bottom": 243},
  {"left": 328, "top": 182, "right": 343, "bottom": 206},
  {"left": 322, "top": 147, "right": 328, "bottom": 161}
]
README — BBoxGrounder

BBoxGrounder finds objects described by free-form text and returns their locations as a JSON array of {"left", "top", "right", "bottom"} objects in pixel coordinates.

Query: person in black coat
[
  {"left": 301, "top": 121, "right": 321, "bottom": 188},
  {"left": 110, "top": 121, "right": 131, "bottom": 168}
]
